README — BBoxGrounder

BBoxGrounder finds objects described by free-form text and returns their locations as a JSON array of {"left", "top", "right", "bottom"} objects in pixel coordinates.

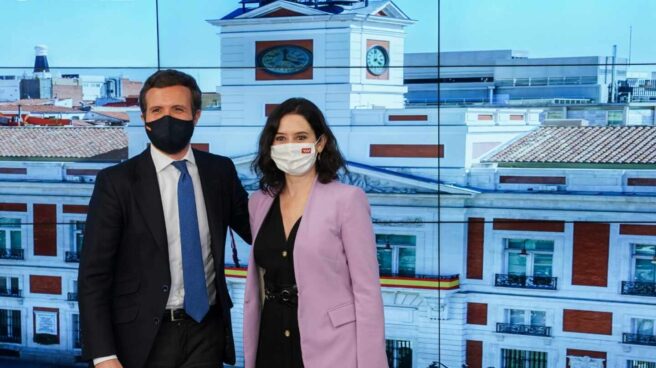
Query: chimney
[{"left": 34, "top": 45, "right": 51, "bottom": 79}]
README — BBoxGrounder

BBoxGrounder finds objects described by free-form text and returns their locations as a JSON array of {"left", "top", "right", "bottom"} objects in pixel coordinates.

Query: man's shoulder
[
  {"left": 193, "top": 148, "right": 223, "bottom": 160},
  {"left": 96, "top": 151, "right": 144, "bottom": 179},
  {"left": 193, "top": 149, "right": 235, "bottom": 169}
]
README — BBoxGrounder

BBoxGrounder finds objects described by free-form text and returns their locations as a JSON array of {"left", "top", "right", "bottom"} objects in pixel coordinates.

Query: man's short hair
[{"left": 139, "top": 69, "right": 202, "bottom": 115}]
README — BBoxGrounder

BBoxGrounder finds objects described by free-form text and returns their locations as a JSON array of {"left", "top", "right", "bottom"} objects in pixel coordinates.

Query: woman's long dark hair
[{"left": 252, "top": 98, "right": 347, "bottom": 195}]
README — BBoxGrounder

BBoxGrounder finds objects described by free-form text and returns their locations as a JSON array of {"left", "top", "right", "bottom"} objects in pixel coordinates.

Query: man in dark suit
[{"left": 78, "top": 69, "right": 251, "bottom": 368}]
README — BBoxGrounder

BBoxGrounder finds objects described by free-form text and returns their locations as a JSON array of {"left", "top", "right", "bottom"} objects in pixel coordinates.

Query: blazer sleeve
[
  {"left": 340, "top": 187, "right": 388, "bottom": 368},
  {"left": 78, "top": 170, "right": 123, "bottom": 360},
  {"left": 226, "top": 158, "right": 252, "bottom": 245}
]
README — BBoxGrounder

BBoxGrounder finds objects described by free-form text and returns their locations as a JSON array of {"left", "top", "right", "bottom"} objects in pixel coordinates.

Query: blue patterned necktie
[{"left": 172, "top": 160, "right": 209, "bottom": 322}]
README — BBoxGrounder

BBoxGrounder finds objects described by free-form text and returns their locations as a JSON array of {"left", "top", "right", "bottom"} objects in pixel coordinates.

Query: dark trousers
[{"left": 145, "top": 306, "right": 224, "bottom": 368}]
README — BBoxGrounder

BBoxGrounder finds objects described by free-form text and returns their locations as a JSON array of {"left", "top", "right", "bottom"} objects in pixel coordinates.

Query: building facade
[
  {"left": 458, "top": 126, "right": 656, "bottom": 368},
  {"left": 1, "top": 2, "right": 655, "bottom": 368},
  {"left": 0, "top": 127, "right": 127, "bottom": 364}
]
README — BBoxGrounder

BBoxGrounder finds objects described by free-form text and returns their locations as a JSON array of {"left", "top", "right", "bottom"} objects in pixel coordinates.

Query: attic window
[{"left": 377, "top": 10, "right": 388, "bottom": 16}]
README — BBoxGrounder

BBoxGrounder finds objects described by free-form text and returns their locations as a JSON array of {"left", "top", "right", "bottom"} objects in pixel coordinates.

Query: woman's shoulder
[
  {"left": 319, "top": 180, "right": 366, "bottom": 200},
  {"left": 249, "top": 190, "right": 273, "bottom": 205}
]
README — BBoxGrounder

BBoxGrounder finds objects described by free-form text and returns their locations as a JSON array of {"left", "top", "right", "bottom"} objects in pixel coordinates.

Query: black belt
[
  {"left": 265, "top": 285, "right": 298, "bottom": 305},
  {"left": 163, "top": 305, "right": 217, "bottom": 322}
]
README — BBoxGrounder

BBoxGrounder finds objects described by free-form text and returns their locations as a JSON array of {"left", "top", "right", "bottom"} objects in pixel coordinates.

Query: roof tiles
[
  {"left": 0, "top": 126, "right": 127, "bottom": 161},
  {"left": 483, "top": 126, "right": 656, "bottom": 165}
]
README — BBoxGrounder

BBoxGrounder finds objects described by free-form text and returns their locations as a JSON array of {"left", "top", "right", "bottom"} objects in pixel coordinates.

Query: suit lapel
[
  {"left": 133, "top": 149, "right": 168, "bottom": 252},
  {"left": 194, "top": 150, "right": 221, "bottom": 248}
]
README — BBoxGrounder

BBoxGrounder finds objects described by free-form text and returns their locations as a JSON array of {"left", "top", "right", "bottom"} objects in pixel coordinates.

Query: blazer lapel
[
  {"left": 132, "top": 149, "right": 168, "bottom": 252},
  {"left": 292, "top": 176, "right": 320, "bottom": 255},
  {"left": 252, "top": 194, "right": 275, "bottom": 245},
  {"left": 252, "top": 177, "right": 319, "bottom": 255}
]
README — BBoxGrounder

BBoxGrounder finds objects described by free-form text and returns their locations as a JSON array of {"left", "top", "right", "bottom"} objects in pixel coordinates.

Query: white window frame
[
  {"left": 0, "top": 215, "right": 24, "bottom": 252},
  {"left": 626, "top": 359, "right": 656, "bottom": 368},
  {"left": 498, "top": 346, "right": 551, "bottom": 368},
  {"left": 385, "top": 337, "right": 415, "bottom": 368},
  {"left": 631, "top": 317, "right": 655, "bottom": 336},
  {"left": 503, "top": 238, "right": 555, "bottom": 277},
  {"left": 0, "top": 273, "right": 22, "bottom": 296},
  {"left": 630, "top": 242, "right": 656, "bottom": 283},
  {"left": 0, "top": 308, "right": 21, "bottom": 340},
  {"left": 375, "top": 232, "right": 418, "bottom": 276},
  {"left": 67, "top": 217, "right": 86, "bottom": 253},
  {"left": 505, "top": 308, "right": 547, "bottom": 326},
  {"left": 493, "top": 231, "right": 563, "bottom": 284},
  {"left": 71, "top": 313, "right": 81, "bottom": 350}
]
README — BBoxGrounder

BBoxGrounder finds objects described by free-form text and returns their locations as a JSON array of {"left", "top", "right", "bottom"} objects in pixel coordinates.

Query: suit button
[
  {"left": 153, "top": 317, "right": 160, "bottom": 326},
  {"left": 282, "top": 250, "right": 288, "bottom": 258},
  {"left": 162, "top": 285, "right": 169, "bottom": 293},
  {"left": 284, "top": 329, "right": 290, "bottom": 338}
]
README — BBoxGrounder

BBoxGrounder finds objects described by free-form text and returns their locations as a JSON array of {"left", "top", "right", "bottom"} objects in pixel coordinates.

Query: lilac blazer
[{"left": 243, "top": 179, "right": 387, "bottom": 368}]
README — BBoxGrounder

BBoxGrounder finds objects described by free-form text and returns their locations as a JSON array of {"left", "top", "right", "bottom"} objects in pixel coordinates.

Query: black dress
[{"left": 254, "top": 196, "right": 304, "bottom": 368}]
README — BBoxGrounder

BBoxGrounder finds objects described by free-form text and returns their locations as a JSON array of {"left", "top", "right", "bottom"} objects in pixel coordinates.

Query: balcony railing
[
  {"left": 495, "top": 274, "right": 558, "bottom": 290},
  {"left": 65, "top": 251, "right": 81, "bottom": 263},
  {"left": 0, "top": 248, "right": 24, "bottom": 260},
  {"left": 67, "top": 292, "right": 78, "bottom": 301},
  {"left": 496, "top": 323, "right": 552, "bottom": 337},
  {"left": 0, "top": 334, "right": 21, "bottom": 343},
  {"left": 0, "top": 289, "right": 22, "bottom": 298},
  {"left": 621, "top": 281, "right": 656, "bottom": 297},
  {"left": 623, "top": 333, "right": 656, "bottom": 346}
]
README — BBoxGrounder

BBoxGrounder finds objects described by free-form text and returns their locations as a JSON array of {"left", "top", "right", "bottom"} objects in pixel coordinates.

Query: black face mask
[{"left": 145, "top": 115, "right": 195, "bottom": 154}]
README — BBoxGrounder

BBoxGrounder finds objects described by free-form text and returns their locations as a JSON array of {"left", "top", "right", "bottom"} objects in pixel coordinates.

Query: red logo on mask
[{"left": 301, "top": 147, "right": 312, "bottom": 154}]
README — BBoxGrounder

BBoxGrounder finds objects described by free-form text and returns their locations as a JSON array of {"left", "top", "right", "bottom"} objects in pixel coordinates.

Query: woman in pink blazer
[{"left": 243, "top": 98, "right": 387, "bottom": 368}]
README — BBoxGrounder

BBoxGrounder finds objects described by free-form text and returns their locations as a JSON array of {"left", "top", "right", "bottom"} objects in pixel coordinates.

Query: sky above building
[
  {"left": 1, "top": 0, "right": 437, "bottom": 68},
  {"left": 441, "top": 0, "right": 656, "bottom": 66},
  {"left": 1, "top": 0, "right": 437, "bottom": 90},
  {"left": 2, "top": 0, "right": 655, "bottom": 90}
]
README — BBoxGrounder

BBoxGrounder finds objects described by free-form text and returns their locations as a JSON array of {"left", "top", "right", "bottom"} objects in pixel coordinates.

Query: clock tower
[{"left": 208, "top": 0, "right": 414, "bottom": 125}]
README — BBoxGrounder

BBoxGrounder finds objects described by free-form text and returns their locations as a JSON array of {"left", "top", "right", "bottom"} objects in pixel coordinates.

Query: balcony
[
  {"left": 496, "top": 323, "right": 552, "bottom": 337},
  {"left": 225, "top": 267, "right": 461, "bottom": 291},
  {"left": 67, "top": 292, "right": 78, "bottom": 301},
  {"left": 623, "top": 333, "right": 656, "bottom": 346},
  {"left": 0, "top": 289, "right": 22, "bottom": 298},
  {"left": 0, "top": 248, "right": 24, "bottom": 260},
  {"left": 0, "top": 334, "right": 21, "bottom": 344},
  {"left": 378, "top": 273, "right": 460, "bottom": 290},
  {"left": 65, "top": 251, "right": 81, "bottom": 263},
  {"left": 621, "top": 281, "right": 656, "bottom": 297},
  {"left": 495, "top": 274, "right": 557, "bottom": 290}
]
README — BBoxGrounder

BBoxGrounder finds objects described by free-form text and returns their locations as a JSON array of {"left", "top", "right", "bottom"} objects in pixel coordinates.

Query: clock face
[
  {"left": 366, "top": 45, "right": 389, "bottom": 76},
  {"left": 257, "top": 45, "right": 312, "bottom": 75}
]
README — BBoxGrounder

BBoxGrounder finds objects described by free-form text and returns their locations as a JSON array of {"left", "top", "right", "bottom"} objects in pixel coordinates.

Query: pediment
[{"left": 369, "top": 1, "right": 411, "bottom": 20}]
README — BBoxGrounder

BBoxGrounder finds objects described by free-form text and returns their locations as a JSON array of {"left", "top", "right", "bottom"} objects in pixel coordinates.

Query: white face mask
[{"left": 270, "top": 136, "right": 322, "bottom": 176}]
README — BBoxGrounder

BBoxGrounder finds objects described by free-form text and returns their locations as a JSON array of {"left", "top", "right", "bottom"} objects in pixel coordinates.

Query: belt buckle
[
  {"left": 280, "top": 289, "right": 291, "bottom": 302},
  {"left": 170, "top": 309, "right": 184, "bottom": 322}
]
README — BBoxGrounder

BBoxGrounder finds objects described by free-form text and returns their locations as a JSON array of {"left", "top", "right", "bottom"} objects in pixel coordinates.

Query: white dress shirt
[
  {"left": 94, "top": 145, "right": 216, "bottom": 366},
  {"left": 150, "top": 145, "right": 216, "bottom": 309}
]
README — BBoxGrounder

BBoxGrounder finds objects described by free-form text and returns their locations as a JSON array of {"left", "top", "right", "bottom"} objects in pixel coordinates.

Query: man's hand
[{"left": 96, "top": 359, "right": 123, "bottom": 368}]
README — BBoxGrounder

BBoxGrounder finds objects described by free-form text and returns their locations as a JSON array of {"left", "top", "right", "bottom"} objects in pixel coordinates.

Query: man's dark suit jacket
[{"left": 78, "top": 148, "right": 251, "bottom": 368}]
